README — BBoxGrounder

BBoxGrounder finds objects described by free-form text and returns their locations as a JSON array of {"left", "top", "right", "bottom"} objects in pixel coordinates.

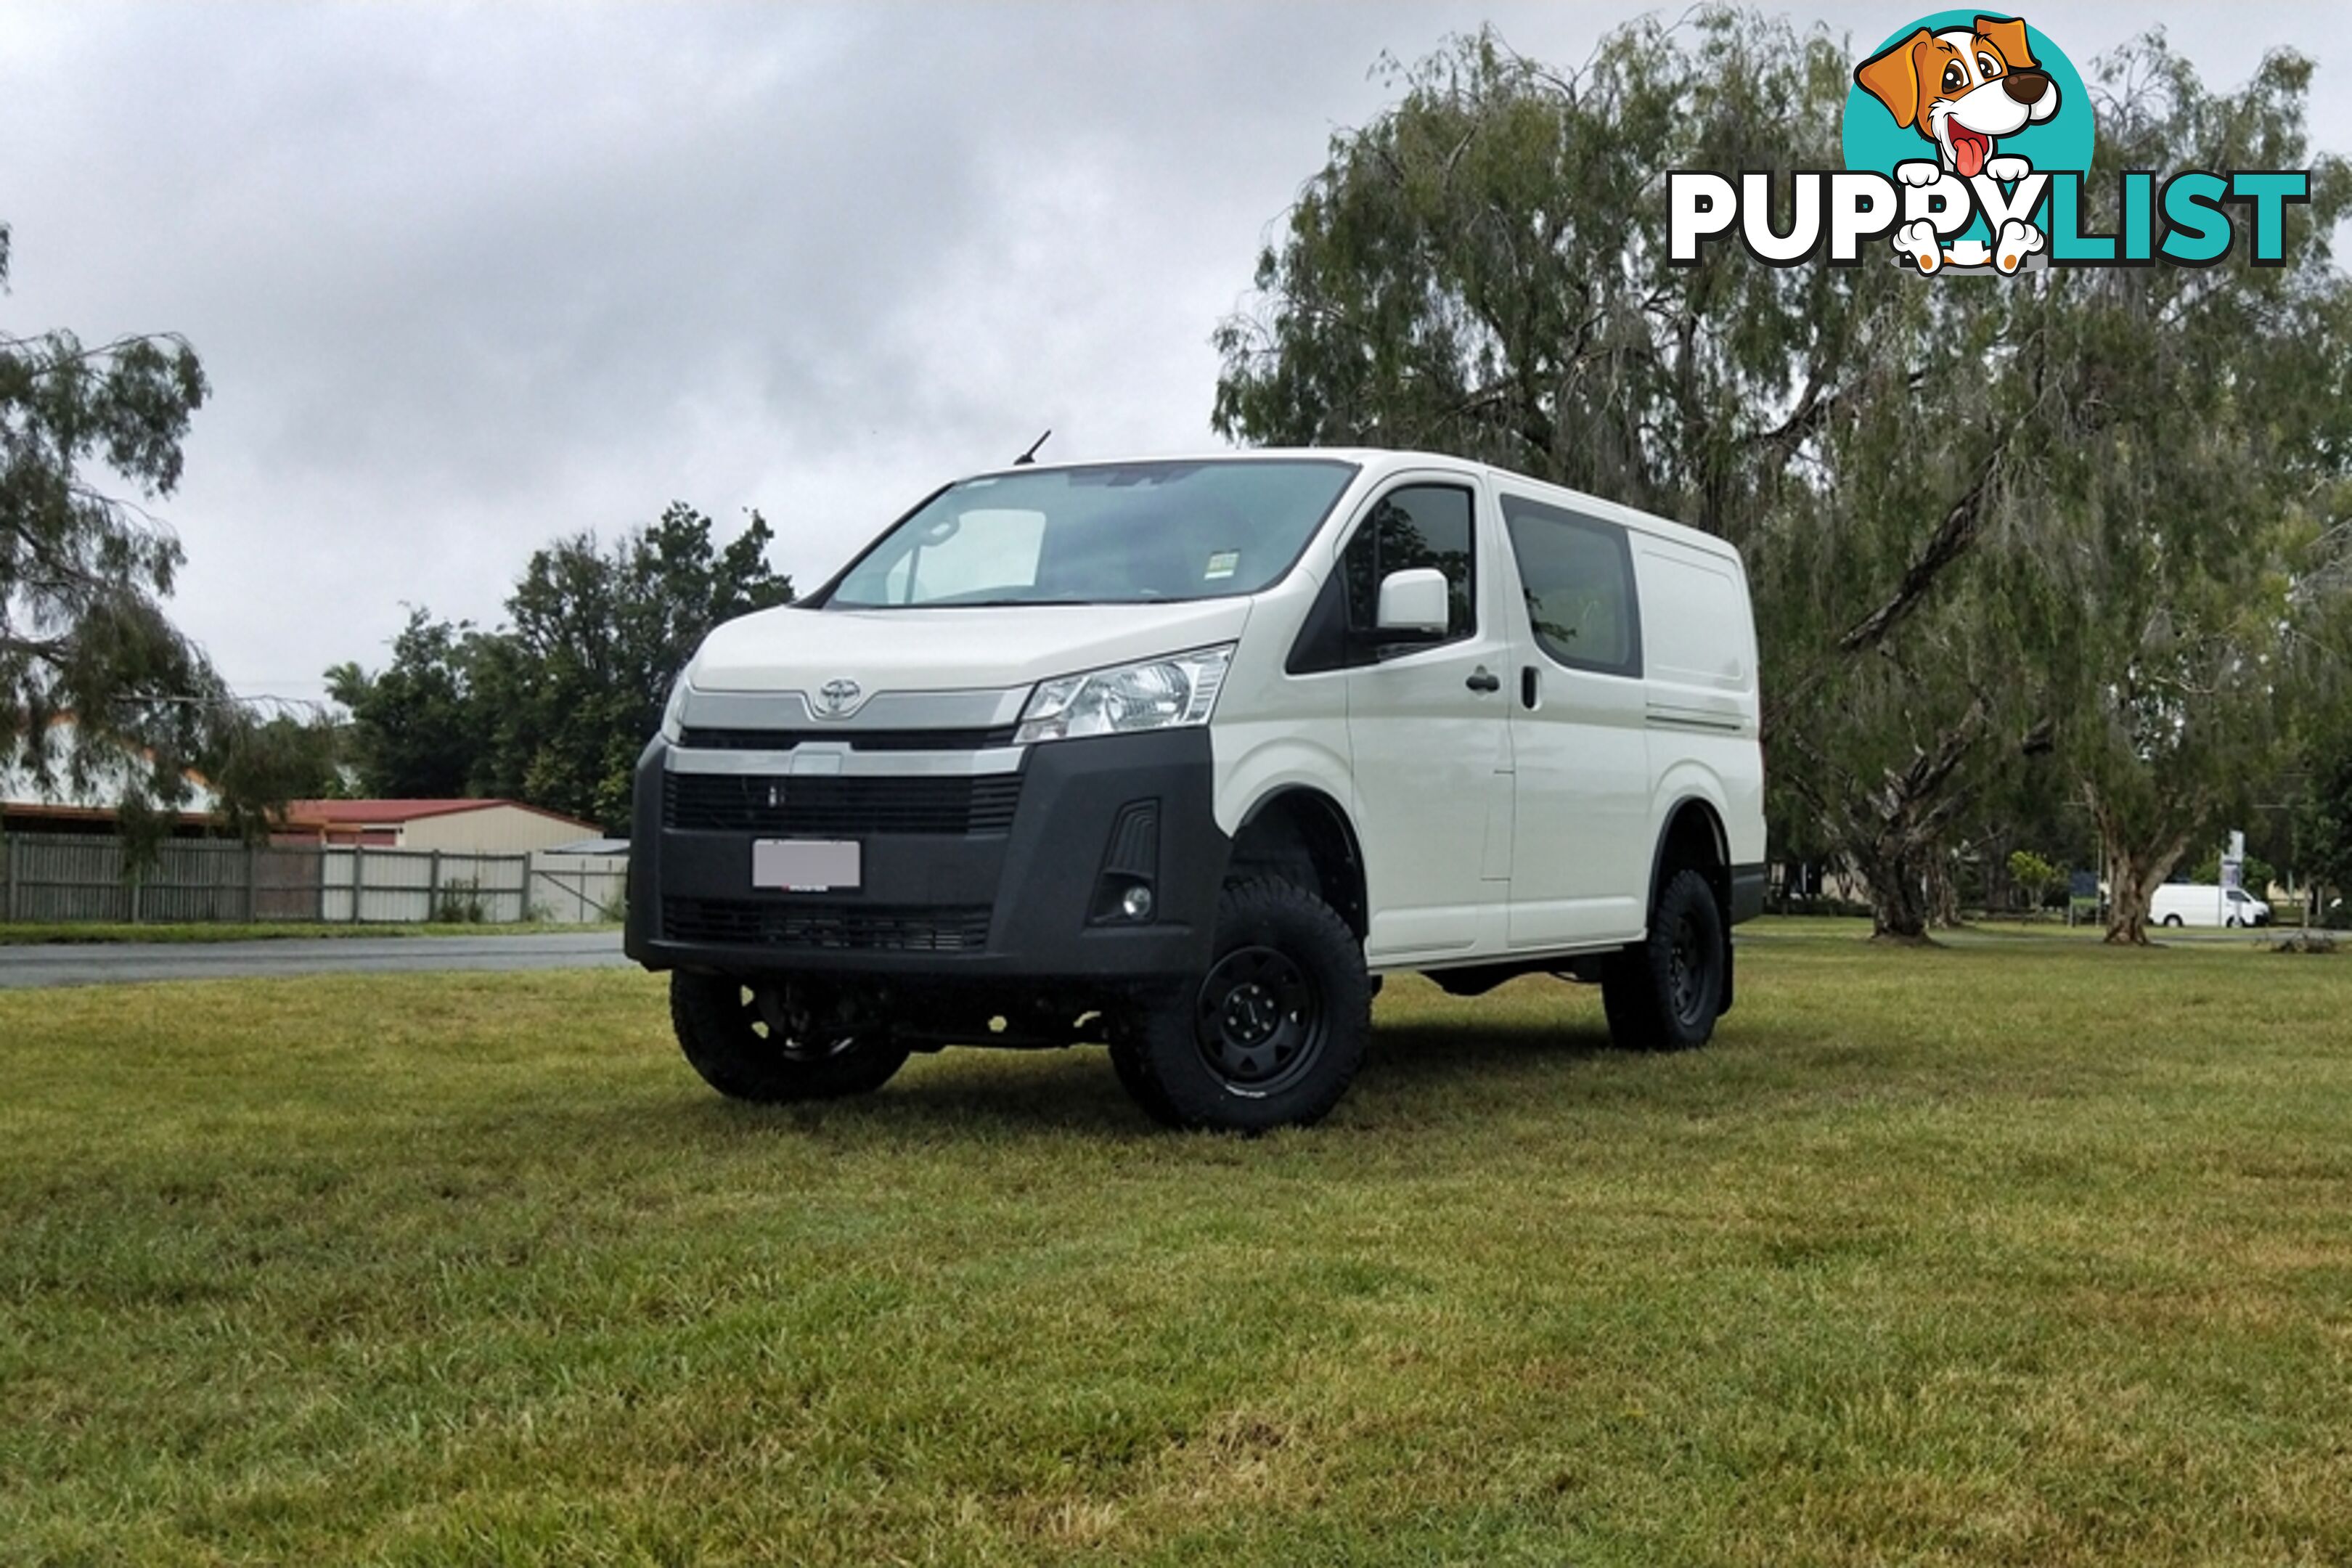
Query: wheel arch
[
  {"left": 1228, "top": 785, "right": 1369, "bottom": 939},
  {"left": 1646, "top": 793, "right": 1736, "bottom": 1015},
  {"left": 1649, "top": 795, "right": 1731, "bottom": 918}
]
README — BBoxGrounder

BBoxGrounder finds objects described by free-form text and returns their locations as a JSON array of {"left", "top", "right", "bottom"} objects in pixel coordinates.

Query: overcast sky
[{"left": 4, "top": 1, "right": 2346, "bottom": 707}]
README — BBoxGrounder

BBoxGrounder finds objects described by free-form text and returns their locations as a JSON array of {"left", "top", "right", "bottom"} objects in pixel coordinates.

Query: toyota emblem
[{"left": 814, "top": 677, "right": 862, "bottom": 718}]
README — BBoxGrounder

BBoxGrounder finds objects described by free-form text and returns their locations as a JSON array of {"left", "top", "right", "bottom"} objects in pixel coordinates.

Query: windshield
[{"left": 827, "top": 459, "right": 1357, "bottom": 608}]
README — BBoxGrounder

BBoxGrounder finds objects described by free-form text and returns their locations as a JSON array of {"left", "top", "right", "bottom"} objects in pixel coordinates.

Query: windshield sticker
[{"left": 1204, "top": 550, "right": 1240, "bottom": 580}]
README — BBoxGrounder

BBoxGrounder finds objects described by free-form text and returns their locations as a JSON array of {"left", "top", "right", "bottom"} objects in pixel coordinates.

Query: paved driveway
[{"left": 0, "top": 931, "right": 632, "bottom": 989}]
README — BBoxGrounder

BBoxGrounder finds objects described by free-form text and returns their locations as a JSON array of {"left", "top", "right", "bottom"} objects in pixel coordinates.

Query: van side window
[
  {"left": 1501, "top": 495, "right": 1641, "bottom": 678},
  {"left": 1342, "top": 485, "right": 1477, "bottom": 645},
  {"left": 1286, "top": 483, "right": 1480, "bottom": 674}
]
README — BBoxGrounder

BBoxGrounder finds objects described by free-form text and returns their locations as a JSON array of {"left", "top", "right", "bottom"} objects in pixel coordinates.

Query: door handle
[
  {"left": 1465, "top": 667, "right": 1500, "bottom": 693},
  {"left": 1521, "top": 666, "right": 1540, "bottom": 709}
]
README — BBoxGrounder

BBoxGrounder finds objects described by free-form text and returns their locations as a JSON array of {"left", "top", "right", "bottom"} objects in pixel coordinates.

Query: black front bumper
[{"left": 625, "top": 729, "right": 1228, "bottom": 983}]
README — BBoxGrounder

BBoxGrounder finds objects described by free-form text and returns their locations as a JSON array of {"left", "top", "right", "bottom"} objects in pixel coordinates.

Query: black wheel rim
[
  {"left": 1194, "top": 945, "right": 1325, "bottom": 1096},
  {"left": 1667, "top": 912, "right": 1710, "bottom": 1026},
  {"left": 741, "top": 984, "right": 862, "bottom": 1063}
]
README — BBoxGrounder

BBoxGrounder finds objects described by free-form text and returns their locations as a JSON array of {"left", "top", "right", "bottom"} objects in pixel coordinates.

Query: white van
[
  {"left": 2150, "top": 883, "right": 2271, "bottom": 928},
  {"left": 627, "top": 451, "right": 1766, "bottom": 1130}
]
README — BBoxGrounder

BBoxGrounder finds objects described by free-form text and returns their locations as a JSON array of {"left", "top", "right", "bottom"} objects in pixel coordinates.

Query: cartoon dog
[{"left": 1855, "top": 15, "right": 2061, "bottom": 273}]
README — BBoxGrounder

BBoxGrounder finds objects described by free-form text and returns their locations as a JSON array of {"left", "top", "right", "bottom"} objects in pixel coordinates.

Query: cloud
[{"left": 1, "top": 1, "right": 2344, "bottom": 698}]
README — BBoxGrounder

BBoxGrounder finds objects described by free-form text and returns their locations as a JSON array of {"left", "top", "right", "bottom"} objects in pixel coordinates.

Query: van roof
[{"left": 956, "top": 447, "right": 1741, "bottom": 564}]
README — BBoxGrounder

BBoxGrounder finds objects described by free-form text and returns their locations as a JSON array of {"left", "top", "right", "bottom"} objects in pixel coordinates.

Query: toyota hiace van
[{"left": 627, "top": 451, "right": 1766, "bottom": 1130}]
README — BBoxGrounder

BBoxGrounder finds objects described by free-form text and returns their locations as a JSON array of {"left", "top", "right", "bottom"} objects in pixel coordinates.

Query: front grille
[
  {"left": 679, "top": 725, "right": 1019, "bottom": 752},
  {"left": 663, "top": 772, "right": 1021, "bottom": 836},
  {"left": 662, "top": 897, "right": 993, "bottom": 952}
]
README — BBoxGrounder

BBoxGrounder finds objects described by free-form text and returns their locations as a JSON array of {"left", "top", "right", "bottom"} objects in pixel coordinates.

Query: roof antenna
[{"left": 1013, "top": 428, "right": 1052, "bottom": 465}]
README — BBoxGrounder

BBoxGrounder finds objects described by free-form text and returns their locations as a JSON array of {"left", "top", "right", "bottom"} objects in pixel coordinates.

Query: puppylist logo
[{"left": 1670, "top": 12, "right": 2311, "bottom": 275}]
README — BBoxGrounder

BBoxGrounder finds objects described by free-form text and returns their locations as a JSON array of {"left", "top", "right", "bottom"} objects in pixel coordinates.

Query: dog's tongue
[{"left": 1952, "top": 128, "right": 1988, "bottom": 179}]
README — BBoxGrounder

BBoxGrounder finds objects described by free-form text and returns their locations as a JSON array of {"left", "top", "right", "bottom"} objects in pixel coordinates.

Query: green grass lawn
[
  {"left": 3, "top": 920, "right": 2348, "bottom": 1565},
  {"left": 0, "top": 920, "right": 617, "bottom": 946}
]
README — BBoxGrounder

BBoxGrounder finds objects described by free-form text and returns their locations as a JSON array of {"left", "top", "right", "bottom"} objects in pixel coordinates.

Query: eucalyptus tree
[
  {"left": 2284, "top": 526, "right": 2352, "bottom": 929},
  {"left": 2009, "top": 41, "right": 2352, "bottom": 942},
  {"left": 1, "top": 220, "right": 323, "bottom": 847},
  {"left": 1212, "top": 13, "right": 1885, "bottom": 547},
  {"left": 2298, "top": 710, "right": 2352, "bottom": 930},
  {"left": 1211, "top": 10, "right": 2046, "bottom": 939}
]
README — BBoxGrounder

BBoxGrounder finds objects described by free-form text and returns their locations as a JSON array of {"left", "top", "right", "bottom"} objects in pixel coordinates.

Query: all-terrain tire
[
  {"left": 671, "top": 973, "right": 910, "bottom": 1103},
  {"left": 1111, "top": 878, "right": 1371, "bottom": 1132},
  {"left": 1601, "top": 867, "right": 1727, "bottom": 1053}
]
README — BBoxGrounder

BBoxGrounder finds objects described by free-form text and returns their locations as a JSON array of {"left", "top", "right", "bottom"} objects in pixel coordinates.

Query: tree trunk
[
  {"left": 1786, "top": 701, "right": 1990, "bottom": 946},
  {"left": 1927, "top": 854, "right": 1964, "bottom": 929},
  {"left": 1854, "top": 841, "right": 1936, "bottom": 943},
  {"left": 2104, "top": 844, "right": 2157, "bottom": 944},
  {"left": 2091, "top": 791, "right": 2195, "bottom": 945}
]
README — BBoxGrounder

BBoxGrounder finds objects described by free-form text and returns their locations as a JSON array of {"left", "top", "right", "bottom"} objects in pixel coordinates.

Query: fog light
[{"left": 1121, "top": 885, "right": 1155, "bottom": 920}]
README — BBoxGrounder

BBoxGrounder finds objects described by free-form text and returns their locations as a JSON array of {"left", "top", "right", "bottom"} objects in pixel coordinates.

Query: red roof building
[{"left": 277, "top": 799, "right": 601, "bottom": 852}]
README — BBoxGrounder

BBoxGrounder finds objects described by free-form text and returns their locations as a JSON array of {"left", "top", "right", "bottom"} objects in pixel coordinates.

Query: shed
[
  {"left": 2, "top": 716, "right": 221, "bottom": 837},
  {"left": 279, "top": 799, "right": 599, "bottom": 853}
]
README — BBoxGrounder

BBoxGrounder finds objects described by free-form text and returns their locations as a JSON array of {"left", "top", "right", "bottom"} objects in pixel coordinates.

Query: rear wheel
[
  {"left": 2162, "top": 913, "right": 2184, "bottom": 928},
  {"left": 670, "top": 973, "right": 910, "bottom": 1103},
  {"left": 1110, "top": 878, "right": 1371, "bottom": 1131},
  {"left": 1602, "top": 867, "right": 1726, "bottom": 1052}
]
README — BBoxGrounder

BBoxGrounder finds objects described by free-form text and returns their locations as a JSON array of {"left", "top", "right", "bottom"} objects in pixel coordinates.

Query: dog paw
[
  {"left": 1995, "top": 219, "right": 2046, "bottom": 274},
  {"left": 1895, "top": 160, "right": 1943, "bottom": 188},
  {"left": 1892, "top": 219, "right": 1943, "bottom": 273},
  {"left": 1983, "top": 155, "right": 2033, "bottom": 183}
]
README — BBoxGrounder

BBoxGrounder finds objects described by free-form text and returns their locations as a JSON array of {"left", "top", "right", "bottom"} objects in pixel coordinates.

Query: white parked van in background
[
  {"left": 2150, "top": 883, "right": 2271, "bottom": 928},
  {"left": 627, "top": 451, "right": 1766, "bottom": 1130}
]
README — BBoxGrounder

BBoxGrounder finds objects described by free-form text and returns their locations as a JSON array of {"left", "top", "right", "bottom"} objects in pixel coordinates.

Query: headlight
[
  {"left": 659, "top": 674, "right": 692, "bottom": 742},
  {"left": 1016, "top": 645, "right": 1234, "bottom": 745}
]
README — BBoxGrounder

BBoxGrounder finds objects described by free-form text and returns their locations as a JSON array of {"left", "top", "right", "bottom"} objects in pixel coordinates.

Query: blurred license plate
[{"left": 752, "top": 839, "right": 860, "bottom": 891}]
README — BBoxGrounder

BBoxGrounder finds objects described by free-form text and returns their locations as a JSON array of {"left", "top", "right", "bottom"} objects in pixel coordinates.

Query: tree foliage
[
  {"left": 324, "top": 612, "right": 486, "bottom": 801},
  {"left": 2288, "top": 587, "right": 2352, "bottom": 923},
  {"left": 1212, "top": 15, "right": 1886, "bottom": 545},
  {"left": 2, "top": 219, "right": 330, "bottom": 850},
  {"left": 329, "top": 504, "right": 792, "bottom": 832},
  {"left": 1212, "top": 12, "right": 2352, "bottom": 943},
  {"left": 1214, "top": 14, "right": 2041, "bottom": 939},
  {"left": 2298, "top": 738, "right": 2352, "bottom": 924},
  {"left": 2010, "top": 42, "right": 2352, "bottom": 940},
  {"left": 2184, "top": 847, "right": 2276, "bottom": 894},
  {"left": 2007, "top": 850, "right": 2063, "bottom": 911}
]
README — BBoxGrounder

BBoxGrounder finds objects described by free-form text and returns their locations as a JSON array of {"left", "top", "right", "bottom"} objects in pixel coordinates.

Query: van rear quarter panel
[{"left": 1633, "top": 536, "right": 1766, "bottom": 867}]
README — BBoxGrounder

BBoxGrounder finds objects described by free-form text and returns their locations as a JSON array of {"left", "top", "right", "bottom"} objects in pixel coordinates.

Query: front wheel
[
  {"left": 1110, "top": 879, "right": 1371, "bottom": 1131},
  {"left": 1602, "top": 867, "right": 1726, "bottom": 1052},
  {"left": 670, "top": 974, "right": 910, "bottom": 1103}
]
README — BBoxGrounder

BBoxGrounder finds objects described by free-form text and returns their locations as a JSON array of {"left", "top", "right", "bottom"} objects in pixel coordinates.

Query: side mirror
[{"left": 1375, "top": 568, "right": 1450, "bottom": 636}]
